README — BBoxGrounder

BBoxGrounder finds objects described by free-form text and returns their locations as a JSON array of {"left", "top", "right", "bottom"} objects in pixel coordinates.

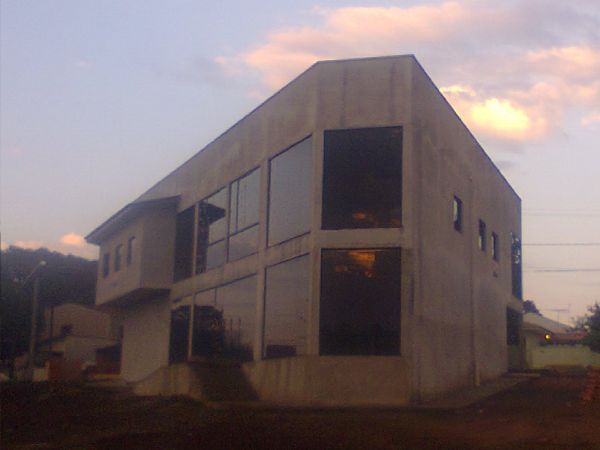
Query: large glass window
[
  {"left": 196, "top": 188, "right": 227, "bottom": 274},
  {"left": 192, "top": 276, "right": 257, "bottom": 361},
  {"left": 169, "top": 304, "right": 190, "bottom": 363},
  {"left": 264, "top": 256, "right": 310, "bottom": 358},
  {"left": 229, "top": 170, "right": 260, "bottom": 261},
  {"left": 322, "top": 127, "right": 402, "bottom": 229},
  {"left": 268, "top": 138, "right": 312, "bottom": 246},
  {"left": 174, "top": 206, "right": 195, "bottom": 281},
  {"left": 320, "top": 248, "right": 401, "bottom": 355}
]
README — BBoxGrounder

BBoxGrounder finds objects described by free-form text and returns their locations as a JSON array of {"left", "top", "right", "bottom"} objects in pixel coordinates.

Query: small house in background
[
  {"left": 35, "top": 303, "right": 121, "bottom": 380},
  {"left": 523, "top": 312, "right": 600, "bottom": 370}
]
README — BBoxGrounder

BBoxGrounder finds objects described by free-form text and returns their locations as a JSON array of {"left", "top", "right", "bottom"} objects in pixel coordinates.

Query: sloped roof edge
[{"left": 86, "top": 196, "right": 179, "bottom": 245}]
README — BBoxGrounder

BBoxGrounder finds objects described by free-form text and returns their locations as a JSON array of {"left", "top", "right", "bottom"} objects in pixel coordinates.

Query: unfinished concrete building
[{"left": 86, "top": 55, "right": 523, "bottom": 405}]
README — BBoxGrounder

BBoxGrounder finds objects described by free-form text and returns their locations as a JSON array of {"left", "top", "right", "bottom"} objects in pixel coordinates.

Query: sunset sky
[{"left": 1, "top": 0, "right": 599, "bottom": 322}]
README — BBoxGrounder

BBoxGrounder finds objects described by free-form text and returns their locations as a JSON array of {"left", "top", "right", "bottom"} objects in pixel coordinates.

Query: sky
[{"left": 1, "top": 0, "right": 599, "bottom": 322}]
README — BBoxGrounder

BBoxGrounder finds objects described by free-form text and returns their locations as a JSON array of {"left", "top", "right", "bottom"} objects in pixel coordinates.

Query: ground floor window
[
  {"left": 320, "top": 248, "right": 401, "bottom": 355},
  {"left": 191, "top": 276, "right": 257, "bottom": 361},
  {"left": 264, "top": 255, "right": 310, "bottom": 358}
]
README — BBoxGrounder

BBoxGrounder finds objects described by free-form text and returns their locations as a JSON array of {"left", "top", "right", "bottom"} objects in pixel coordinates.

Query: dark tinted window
[
  {"left": 174, "top": 206, "right": 195, "bottom": 281},
  {"left": 114, "top": 244, "right": 122, "bottom": 272},
  {"left": 322, "top": 127, "right": 402, "bottom": 229},
  {"left": 127, "top": 236, "right": 135, "bottom": 265},
  {"left": 268, "top": 138, "right": 312, "bottom": 245},
  {"left": 320, "top": 248, "right": 401, "bottom": 355},
  {"left": 169, "top": 304, "right": 190, "bottom": 363},
  {"left": 192, "top": 289, "right": 218, "bottom": 357},
  {"left": 264, "top": 256, "right": 309, "bottom": 358},
  {"left": 453, "top": 196, "right": 463, "bottom": 232},
  {"left": 229, "top": 170, "right": 260, "bottom": 261},
  {"left": 492, "top": 232, "right": 499, "bottom": 261},
  {"left": 197, "top": 188, "right": 227, "bottom": 274},
  {"left": 478, "top": 220, "right": 487, "bottom": 251},
  {"left": 212, "top": 276, "right": 257, "bottom": 361},
  {"left": 511, "top": 234, "right": 522, "bottom": 298}
]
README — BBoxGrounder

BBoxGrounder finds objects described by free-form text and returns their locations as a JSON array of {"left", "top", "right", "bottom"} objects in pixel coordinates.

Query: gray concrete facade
[{"left": 87, "top": 55, "right": 522, "bottom": 405}]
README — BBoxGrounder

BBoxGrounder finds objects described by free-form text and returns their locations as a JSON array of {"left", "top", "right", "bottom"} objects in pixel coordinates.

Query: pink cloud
[
  {"left": 60, "top": 232, "right": 86, "bottom": 247},
  {"left": 216, "top": 2, "right": 600, "bottom": 144}
]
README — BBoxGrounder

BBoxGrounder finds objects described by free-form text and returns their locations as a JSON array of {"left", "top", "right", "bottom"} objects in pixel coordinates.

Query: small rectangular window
[
  {"left": 114, "top": 244, "right": 123, "bottom": 272},
  {"left": 102, "top": 252, "right": 110, "bottom": 278},
  {"left": 126, "top": 236, "right": 135, "bottom": 265},
  {"left": 511, "top": 233, "right": 522, "bottom": 298},
  {"left": 453, "top": 196, "right": 463, "bottom": 232},
  {"left": 492, "top": 232, "right": 499, "bottom": 261},
  {"left": 478, "top": 220, "right": 487, "bottom": 251}
]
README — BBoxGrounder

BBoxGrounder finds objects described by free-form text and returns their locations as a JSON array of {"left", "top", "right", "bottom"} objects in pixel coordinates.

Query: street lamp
[{"left": 21, "top": 260, "right": 47, "bottom": 380}]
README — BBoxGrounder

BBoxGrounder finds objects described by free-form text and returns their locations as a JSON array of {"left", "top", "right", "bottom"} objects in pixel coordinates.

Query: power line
[
  {"left": 525, "top": 268, "right": 600, "bottom": 273},
  {"left": 523, "top": 242, "right": 600, "bottom": 247}
]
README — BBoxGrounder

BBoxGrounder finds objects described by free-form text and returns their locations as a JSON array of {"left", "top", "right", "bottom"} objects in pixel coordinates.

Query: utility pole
[{"left": 24, "top": 260, "right": 46, "bottom": 380}]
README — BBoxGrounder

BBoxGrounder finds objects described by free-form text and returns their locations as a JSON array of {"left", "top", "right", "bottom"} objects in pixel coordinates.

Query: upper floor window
[
  {"left": 174, "top": 206, "right": 194, "bottom": 282},
  {"left": 268, "top": 137, "right": 312, "bottom": 246},
  {"left": 228, "top": 169, "right": 260, "bottom": 261},
  {"left": 114, "top": 244, "right": 123, "bottom": 272},
  {"left": 453, "top": 196, "right": 463, "bottom": 232},
  {"left": 196, "top": 187, "right": 227, "bottom": 274},
  {"left": 102, "top": 252, "right": 110, "bottom": 278},
  {"left": 492, "top": 232, "right": 499, "bottom": 261},
  {"left": 322, "top": 127, "right": 403, "bottom": 230},
  {"left": 511, "top": 233, "right": 522, "bottom": 298},
  {"left": 478, "top": 220, "right": 487, "bottom": 251},
  {"left": 126, "top": 236, "right": 135, "bottom": 266}
]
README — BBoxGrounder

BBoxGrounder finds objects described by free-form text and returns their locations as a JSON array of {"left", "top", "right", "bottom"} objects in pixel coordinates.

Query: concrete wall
[
  {"left": 96, "top": 203, "right": 176, "bottom": 305},
  {"left": 90, "top": 56, "right": 520, "bottom": 404},
  {"left": 528, "top": 345, "right": 600, "bottom": 369},
  {"left": 119, "top": 295, "right": 170, "bottom": 382},
  {"left": 409, "top": 61, "right": 521, "bottom": 399},
  {"left": 43, "top": 303, "right": 114, "bottom": 340}
]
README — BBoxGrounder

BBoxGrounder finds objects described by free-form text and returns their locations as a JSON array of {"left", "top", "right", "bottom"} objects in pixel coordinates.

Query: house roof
[
  {"left": 523, "top": 312, "right": 570, "bottom": 334},
  {"left": 86, "top": 196, "right": 179, "bottom": 245}
]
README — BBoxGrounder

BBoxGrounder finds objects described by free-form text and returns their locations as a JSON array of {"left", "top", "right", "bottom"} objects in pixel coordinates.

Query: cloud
[
  {"left": 13, "top": 240, "right": 44, "bottom": 250},
  {"left": 581, "top": 112, "right": 600, "bottom": 127},
  {"left": 6, "top": 234, "right": 97, "bottom": 259},
  {"left": 217, "top": 1, "right": 600, "bottom": 144},
  {"left": 60, "top": 232, "right": 86, "bottom": 247},
  {"left": 1, "top": 241, "right": 9, "bottom": 251}
]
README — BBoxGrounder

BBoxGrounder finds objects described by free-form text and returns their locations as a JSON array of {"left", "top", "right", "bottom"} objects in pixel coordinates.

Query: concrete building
[{"left": 86, "top": 55, "right": 523, "bottom": 405}]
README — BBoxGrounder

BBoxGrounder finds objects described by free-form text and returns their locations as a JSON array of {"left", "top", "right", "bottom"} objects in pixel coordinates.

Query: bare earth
[{"left": 2, "top": 374, "right": 599, "bottom": 450}]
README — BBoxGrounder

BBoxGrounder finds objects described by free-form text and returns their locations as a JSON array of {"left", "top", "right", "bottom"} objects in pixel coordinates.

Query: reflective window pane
[
  {"left": 174, "top": 206, "right": 194, "bottom": 281},
  {"left": 268, "top": 138, "right": 312, "bottom": 246},
  {"left": 320, "top": 248, "right": 401, "bottom": 355},
  {"left": 230, "top": 169, "right": 260, "bottom": 233},
  {"left": 206, "top": 241, "right": 227, "bottom": 270},
  {"left": 264, "top": 256, "right": 310, "bottom": 358},
  {"left": 192, "top": 289, "right": 219, "bottom": 357},
  {"left": 228, "top": 225, "right": 258, "bottom": 261},
  {"left": 196, "top": 188, "right": 227, "bottom": 274},
  {"left": 322, "top": 127, "right": 402, "bottom": 229},
  {"left": 215, "top": 276, "right": 257, "bottom": 361},
  {"left": 169, "top": 305, "right": 190, "bottom": 363}
]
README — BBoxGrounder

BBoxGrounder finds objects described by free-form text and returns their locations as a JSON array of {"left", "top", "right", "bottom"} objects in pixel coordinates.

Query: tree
[
  {"left": 523, "top": 299, "right": 540, "bottom": 315},
  {"left": 0, "top": 247, "right": 97, "bottom": 366},
  {"left": 582, "top": 302, "right": 600, "bottom": 353}
]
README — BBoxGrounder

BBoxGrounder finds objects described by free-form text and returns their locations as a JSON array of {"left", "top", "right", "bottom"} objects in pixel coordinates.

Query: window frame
[
  {"left": 114, "top": 244, "right": 123, "bottom": 272},
  {"left": 492, "top": 232, "right": 500, "bottom": 261},
  {"left": 453, "top": 196, "right": 463, "bottom": 232},
  {"left": 478, "top": 220, "right": 487, "bottom": 252},
  {"left": 227, "top": 167, "right": 260, "bottom": 262}
]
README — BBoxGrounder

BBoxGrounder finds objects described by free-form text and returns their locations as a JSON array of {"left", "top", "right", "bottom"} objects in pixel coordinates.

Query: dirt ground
[{"left": 2, "top": 374, "right": 600, "bottom": 450}]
